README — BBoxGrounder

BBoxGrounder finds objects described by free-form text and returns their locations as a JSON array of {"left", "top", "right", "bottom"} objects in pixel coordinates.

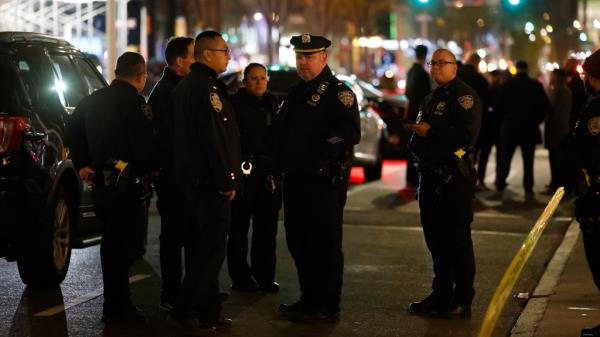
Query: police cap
[
  {"left": 583, "top": 49, "right": 600, "bottom": 79},
  {"left": 290, "top": 34, "right": 331, "bottom": 54}
]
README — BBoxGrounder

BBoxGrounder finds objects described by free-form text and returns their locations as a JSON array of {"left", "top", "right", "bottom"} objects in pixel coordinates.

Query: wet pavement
[{"left": 0, "top": 149, "right": 576, "bottom": 337}]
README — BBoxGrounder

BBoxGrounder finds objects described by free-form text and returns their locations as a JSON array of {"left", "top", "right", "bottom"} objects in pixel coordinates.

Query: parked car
[
  {"left": 221, "top": 65, "right": 388, "bottom": 181},
  {"left": 343, "top": 75, "right": 410, "bottom": 159},
  {"left": 0, "top": 32, "right": 105, "bottom": 287}
]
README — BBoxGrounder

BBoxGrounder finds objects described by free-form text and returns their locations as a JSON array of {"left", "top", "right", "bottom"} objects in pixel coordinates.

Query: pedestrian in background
[
  {"left": 275, "top": 33, "right": 360, "bottom": 322},
  {"left": 66, "top": 52, "right": 155, "bottom": 325},
  {"left": 564, "top": 57, "right": 587, "bottom": 129},
  {"left": 458, "top": 53, "right": 492, "bottom": 189},
  {"left": 405, "top": 44, "right": 431, "bottom": 189},
  {"left": 406, "top": 48, "right": 481, "bottom": 319},
  {"left": 569, "top": 49, "right": 600, "bottom": 337},
  {"left": 543, "top": 68, "right": 572, "bottom": 194},
  {"left": 170, "top": 30, "right": 241, "bottom": 331},
  {"left": 494, "top": 61, "right": 549, "bottom": 197},
  {"left": 227, "top": 63, "right": 282, "bottom": 293},
  {"left": 148, "top": 36, "right": 195, "bottom": 312}
]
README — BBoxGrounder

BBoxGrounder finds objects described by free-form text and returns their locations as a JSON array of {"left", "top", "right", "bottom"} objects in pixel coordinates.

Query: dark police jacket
[
  {"left": 409, "top": 78, "right": 482, "bottom": 175},
  {"left": 148, "top": 67, "right": 182, "bottom": 179},
  {"left": 571, "top": 91, "right": 600, "bottom": 185},
  {"left": 231, "top": 88, "right": 279, "bottom": 174},
  {"left": 171, "top": 62, "right": 242, "bottom": 192},
  {"left": 275, "top": 66, "right": 361, "bottom": 177},
  {"left": 66, "top": 79, "right": 155, "bottom": 174}
]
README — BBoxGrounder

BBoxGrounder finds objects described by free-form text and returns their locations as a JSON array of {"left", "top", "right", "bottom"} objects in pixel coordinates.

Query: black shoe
[
  {"left": 408, "top": 294, "right": 449, "bottom": 316},
  {"left": 442, "top": 304, "right": 471, "bottom": 319},
  {"left": 581, "top": 324, "right": 600, "bottom": 337},
  {"left": 102, "top": 304, "right": 146, "bottom": 325},
  {"left": 301, "top": 308, "right": 340, "bottom": 322},
  {"left": 231, "top": 279, "right": 257, "bottom": 292},
  {"left": 278, "top": 300, "right": 308, "bottom": 315},
  {"left": 258, "top": 281, "right": 280, "bottom": 293},
  {"left": 198, "top": 317, "right": 233, "bottom": 330}
]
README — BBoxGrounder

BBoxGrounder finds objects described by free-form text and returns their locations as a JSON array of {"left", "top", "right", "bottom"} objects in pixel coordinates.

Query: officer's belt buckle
[{"left": 241, "top": 161, "right": 253, "bottom": 176}]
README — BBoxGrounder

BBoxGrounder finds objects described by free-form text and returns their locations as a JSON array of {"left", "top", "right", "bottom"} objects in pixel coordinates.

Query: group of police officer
[
  {"left": 65, "top": 26, "right": 600, "bottom": 332},
  {"left": 66, "top": 31, "right": 360, "bottom": 332}
]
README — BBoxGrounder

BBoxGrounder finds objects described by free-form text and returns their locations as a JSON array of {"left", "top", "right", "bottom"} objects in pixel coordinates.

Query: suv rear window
[
  {"left": 0, "top": 54, "right": 30, "bottom": 116},
  {"left": 49, "top": 53, "right": 88, "bottom": 108}
]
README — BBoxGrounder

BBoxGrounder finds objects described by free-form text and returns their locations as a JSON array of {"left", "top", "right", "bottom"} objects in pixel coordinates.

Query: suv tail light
[{"left": 0, "top": 116, "right": 29, "bottom": 156}]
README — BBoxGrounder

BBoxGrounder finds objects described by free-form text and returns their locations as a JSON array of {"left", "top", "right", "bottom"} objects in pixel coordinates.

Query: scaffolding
[{"left": 0, "top": 0, "right": 129, "bottom": 76}]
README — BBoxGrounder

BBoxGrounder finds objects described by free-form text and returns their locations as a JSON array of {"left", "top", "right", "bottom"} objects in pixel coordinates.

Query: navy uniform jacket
[
  {"left": 571, "top": 91, "right": 600, "bottom": 178},
  {"left": 148, "top": 67, "right": 182, "bottom": 178},
  {"left": 275, "top": 66, "right": 361, "bottom": 176},
  {"left": 231, "top": 88, "right": 279, "bottom": 169},
  {"left": 66, "top": 79, "right": 155, "bottom": 174},
  {"left": 171, "top": 62, "right": 242, "bottom": 192},
  {"left": 409, "top": 78, "right": 482, "bottom": 170}
]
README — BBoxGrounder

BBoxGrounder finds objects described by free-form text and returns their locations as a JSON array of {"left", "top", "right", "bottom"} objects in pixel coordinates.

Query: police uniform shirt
[
  {"left": 66, "top": 79, "right": 155, "bottom": 173},
  {"left": 572, "top": 91, "right": 600, "bottom": 175},
  {"left": 276, "top": 65, "right": 361, "bottom": 175},
  {"left": 171, "top": 62, "right": 242, "bottom": 191},
  {"left": 409, "top": 78, "right": 482, "bottom": 167}
]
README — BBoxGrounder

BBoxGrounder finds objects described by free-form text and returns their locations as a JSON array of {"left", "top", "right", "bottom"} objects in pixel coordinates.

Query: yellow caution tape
[{"left": 477, "top": 187, "right": 565, "bottom": 337}]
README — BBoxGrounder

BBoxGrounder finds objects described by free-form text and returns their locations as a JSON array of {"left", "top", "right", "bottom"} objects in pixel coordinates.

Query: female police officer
[{"left": 227, "top": 63, "right": 281, "bottom": 293}]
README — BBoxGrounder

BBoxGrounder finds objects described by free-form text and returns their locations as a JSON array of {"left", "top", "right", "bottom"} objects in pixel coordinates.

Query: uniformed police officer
[
  {"left": 275, "top": 34, "right": 361, "bottom": 321},
  {"left": 406, "top": 48, "right": 482, "bottom": 319},
  {"left": 227, "top": 63, "right": 282, "bottom": 293},
  {"left": 148, "top": 36, "right": 195, "bottom": 311},
  {"left": 66, "top": 52, "right": 155, "bottom": 325},
  {"left": 170, "top": 30, "right": 241, "bottom": 330}
]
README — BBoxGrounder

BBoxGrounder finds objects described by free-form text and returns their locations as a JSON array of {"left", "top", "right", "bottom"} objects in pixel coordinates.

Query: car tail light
[{"left": 0, "top": 116, "right": 29, "bottom": 155}]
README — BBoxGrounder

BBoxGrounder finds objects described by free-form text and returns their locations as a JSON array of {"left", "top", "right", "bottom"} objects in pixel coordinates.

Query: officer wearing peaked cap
[{"left": 275, "top": 33, "right": 361, "bottom": 321}]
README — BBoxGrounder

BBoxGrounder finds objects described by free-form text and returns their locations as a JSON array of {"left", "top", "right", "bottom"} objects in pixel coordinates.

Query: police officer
[
  {"left": 227, "top": 63, "right": 281, "bottom": 293},
  {"left": 170, "top": 30, "right": 241, "bottom": 330},
  {"left": 573, "top": 49, "right": 600, "bottom": 337},
  {"left": 148, "top": 36, "right": 195, "bottom": 311},
  {"left": 275, "top": 34, "right": 361, "bottom": 321},
  {"left": 66, "top": 52, "right": 155, "bottom": 324},
  {"left": 406, "top": 48, "right": 481, "bottom": 319}
]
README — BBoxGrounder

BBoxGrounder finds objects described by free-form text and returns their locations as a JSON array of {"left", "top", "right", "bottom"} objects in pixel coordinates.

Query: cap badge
[{"left": 301, "top": 34, "right": 311, "bottom": 43}]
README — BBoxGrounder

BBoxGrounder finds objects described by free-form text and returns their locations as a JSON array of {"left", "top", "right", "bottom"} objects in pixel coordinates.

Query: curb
[{"left": 510, "top": 220, "right": 581, "bottom": 337}]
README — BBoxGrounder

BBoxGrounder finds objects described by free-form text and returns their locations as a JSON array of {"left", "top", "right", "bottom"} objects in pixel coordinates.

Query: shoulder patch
[
  {"left": 589, "top": 117, "right": 600, "bottom": 136},
  {"left": 141, "top": 104, "right": 153, "bottom": 121},
  {"left": 338, "top": 90, "right": 355, "bottom": 108},
  {"left": 209, "top": 93, "right": 223, "bottom": 112},
  {"left": 458, "top": 95, "right": 474, "bottom": 110}
]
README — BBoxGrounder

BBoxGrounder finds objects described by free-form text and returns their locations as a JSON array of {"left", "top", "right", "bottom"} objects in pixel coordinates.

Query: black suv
[{"left": 0, "top": 32, "right": 105, "bottom": 286}]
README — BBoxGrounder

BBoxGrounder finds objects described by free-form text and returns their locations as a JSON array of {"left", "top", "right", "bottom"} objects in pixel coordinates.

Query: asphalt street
[{"left": 0, "top": 148, "right": 575, "bottom": 337}]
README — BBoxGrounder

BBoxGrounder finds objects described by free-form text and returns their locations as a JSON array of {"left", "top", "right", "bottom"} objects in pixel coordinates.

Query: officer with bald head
[
  {"left": 275, "top": 33, "right": 360, "bottom": 322},
  {"left": 406, "top": 48, "right": 482, "bottom": 319}
]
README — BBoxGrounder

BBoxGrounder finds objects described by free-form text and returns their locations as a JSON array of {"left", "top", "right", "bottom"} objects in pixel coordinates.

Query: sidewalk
[{"left": 512, "top": 221, "right": 600, "bottom": 337}]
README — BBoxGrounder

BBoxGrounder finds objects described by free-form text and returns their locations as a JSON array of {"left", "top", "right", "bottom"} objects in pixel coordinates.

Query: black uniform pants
[
  {"left": 417, "top": 173, "right": 476, "bottom": 306},
  {"left": 548, "top": 145, "right": 567, "bottom": 189},
  {"left": 283, "top": 174, "right": 347, "bottom": 311},
  {"left": 227, "top": 173, "right": 281, "bottom": 286},
  {"left": 174, "top": 187, "right": 231, "bottom": 321},
  {"left": 577, "top": 189, "right": 600, "bottom": 291},
  {"left": 495, "top": 140, "right": 536, "bottom": 192},
  {"left": 156, "top": 175, "right": 187, "bottom": 303},
  {"left": 93, "top": 186, "right": 146, "bottom": 312}
]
